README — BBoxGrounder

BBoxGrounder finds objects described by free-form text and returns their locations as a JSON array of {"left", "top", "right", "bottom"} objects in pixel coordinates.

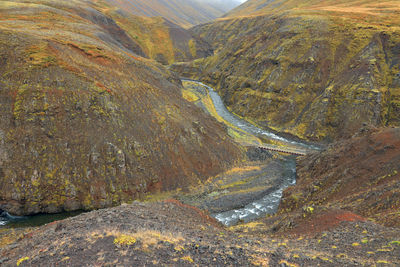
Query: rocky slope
[
  {"left": 0, "top": 0, "right": 243, "bottom": 216},
  {"left": 1, "top": 200, "right": 399, "bottom": 266},
  {"left": 238, "top": 127, "right": 400, "bottom": 236},
  {"left": 104, "top": 0, "right": 243, "bottom": 29},
  {"left": 172, "top": 0, "right": 400, "bottom": 142},
  {"left": 281, "top": 126, "right": 400, "bottom": 228}
]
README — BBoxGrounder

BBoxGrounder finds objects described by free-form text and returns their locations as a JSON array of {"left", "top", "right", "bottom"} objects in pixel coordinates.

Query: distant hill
[
  {"left": 94, "top": 1, "right": 214, "bottom": 64},
  {"left": 105, "top": 0, "right": 243, "bottom": 28},
  {"left": 225, "top": 0, "right": 400, "bottom": 19}
]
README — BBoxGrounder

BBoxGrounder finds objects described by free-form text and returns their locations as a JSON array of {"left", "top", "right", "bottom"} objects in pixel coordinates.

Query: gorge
[{"left": 0, "top": 0, "right": 399, "bottom": 266}]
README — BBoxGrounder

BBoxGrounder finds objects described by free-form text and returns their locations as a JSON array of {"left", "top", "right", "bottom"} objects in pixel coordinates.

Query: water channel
[{"left": 183, "top": 80, "right": 318, "bottom": 225}]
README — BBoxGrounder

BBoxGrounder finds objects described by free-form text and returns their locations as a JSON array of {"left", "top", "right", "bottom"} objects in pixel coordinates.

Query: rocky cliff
[
  {"left": 173, "top": 0, "right": 400, "bottom": 141},
  {"left": 0, "top": 0, "right": 243, "bottom": 215}
]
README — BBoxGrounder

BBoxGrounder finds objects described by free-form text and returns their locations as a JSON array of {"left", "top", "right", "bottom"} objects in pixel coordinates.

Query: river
[
  {"left": 182, "top": 80, "right": 318, "bottom": 225},
  {"left": 0, "top": 210, "right": 83, "bottom": 228}
]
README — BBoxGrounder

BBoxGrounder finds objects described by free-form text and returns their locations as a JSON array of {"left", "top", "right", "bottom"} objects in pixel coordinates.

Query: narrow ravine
[{"left": 181, "top": 80, "right": 318, "bottom": 226}]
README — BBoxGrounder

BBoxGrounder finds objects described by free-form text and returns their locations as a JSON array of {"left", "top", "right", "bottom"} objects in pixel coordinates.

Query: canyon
[{"left": 0, "top": 0, "right": 399, "bottom": 266}]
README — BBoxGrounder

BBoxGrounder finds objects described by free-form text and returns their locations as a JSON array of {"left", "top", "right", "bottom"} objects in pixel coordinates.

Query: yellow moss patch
[
  {"left": 181, "top": 255, "right": 194, "bottom": 263},
  {"left": 182, "top": 90, "right": 199, "bottom": 102},
  {"left": 25, "top": 44, "right": 56, "bottom": 67},
  {"left": 224, "top": 166, "right": 261, "bottom": 175},
  {"left": 188, "top": 39, "right": 197, "bottom": 58},
  {"left": 134, "top": 230, "right": 184, "bottom": 249},
  {"left": 251, "top": 255, "right": 269, "bottom": 266},
  {"left": 17, "top": 257, "right": 29, "bottom": 266},
  {"left": 390, "top": 240, "right": 400, "bottom": 246},
  {"left": 114, "top": 234, "right": 137, "bottom": 246},
  {"left": 279, "top": 260, "right": 298, "bottom": 267}
]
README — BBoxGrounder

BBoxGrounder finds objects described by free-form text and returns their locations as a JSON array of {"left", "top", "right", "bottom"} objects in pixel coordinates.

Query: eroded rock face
[
  {"left": 174, "top": 0, "right": 400, "bottom": 142},
  {"left": 0, "top": 1, "right": 243, "bottom": 215},
  {"left": 281, "top": 127, "right": 400, "bottom": 228}
]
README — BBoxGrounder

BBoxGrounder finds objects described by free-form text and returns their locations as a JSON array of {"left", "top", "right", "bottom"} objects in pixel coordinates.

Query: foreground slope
[
  {"left": 0, "top": 0, "right": 243, "bottom": 215},
  {"left": 175, "top": 0, "right": 400, "bottom": 141},
  {"left": 1, "top": 200, "right": 399, "bottom": 266},
  {"left": 105, "top": 0, "right": 243, "bottom": 29}
]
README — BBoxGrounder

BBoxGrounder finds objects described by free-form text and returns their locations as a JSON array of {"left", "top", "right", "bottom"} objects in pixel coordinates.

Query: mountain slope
[
  {"left": 92, "top": 0, "right": 213, "bottom": 64},
  {"left": 173, "top": 0, "right": 400, "bottom": 141},
  {"left": 0, "top": 0, "right": 243, "bottom": 215},
  {"left": 282, "top": 127, "right": 400, "bottom": 229},
  {"left": 104, "top": 0, "right": 243, "bottom": 29},
  {"left": 226, "top": 0, "right": 400, "bottom": 20}
]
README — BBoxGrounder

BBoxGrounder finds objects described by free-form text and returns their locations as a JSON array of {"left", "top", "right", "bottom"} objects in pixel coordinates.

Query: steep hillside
[
  {"left": 174, "top": 0, "right": 400, "bottom": 142},
  {"left": 284, "top": 127, "right": 400, "bottom": 228},
  {"left": 226, "top": 0, "right": 400, "bottom": 19},
  {"left": 105, "top": 0, "right": 243, "bottom": 29},
  {"left": 94, "top": 0, "right": 213, "bottom": 64},
  {"left": 240, "top": 127, "right": 400, "bottom": 236},
  {"left": 0, "top": 0, "right": 243, "bottom": 216}
]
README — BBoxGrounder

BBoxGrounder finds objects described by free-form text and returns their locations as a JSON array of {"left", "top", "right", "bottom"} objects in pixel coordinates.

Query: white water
[{"left": 213, "top": 162, "right": 297, "bottom": 226}]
